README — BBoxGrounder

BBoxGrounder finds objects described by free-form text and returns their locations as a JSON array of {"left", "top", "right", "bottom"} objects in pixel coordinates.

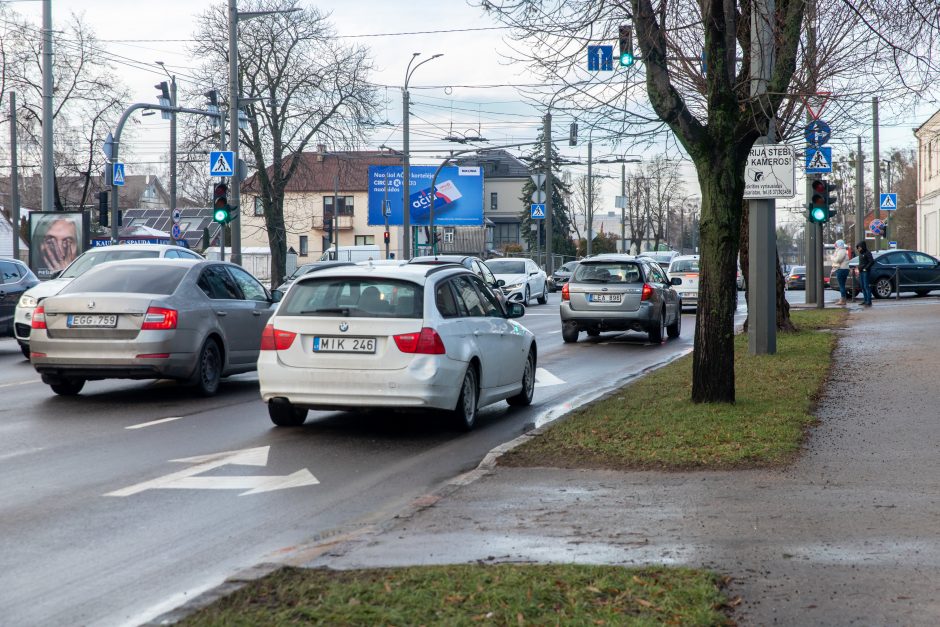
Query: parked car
[
  {"left": 830, "top": 249, "right": 940, "bottom": 299},
  {"left": 257, "top": 263, "right": 535, "bottom": 430},
  {"left": 667, "top": 255, "right": 700, "bottom": 310},
  {"left": 29, "top": 259, "right": 276, "bottom": 396},
  {"left": 14, "top": 244, "right": 203, "bottom": 358},
  {"left": 551, "top": 261, "right": 580, "bottom": 289},
  {"left": 273, "top": 261, "right": 355, "bottom": 298},
  {"left": 786, "top": 266, "right": 806, "bottom": 290},
  {"left": 485, "top": 257, "right": 548, "bottom": 305},
  {"left": 1, "top": 258, "right": 39, "bottom": 339},
  {"left": 409, "top": 255, "right": 501, "bottom": 291},
  {"left": 638, "top": 250, "right": 679, "bottom": 271},
  {"left": 560, "top": 255, "right": 682, "bottom": 343},
  {"left": 318, "top": 244, "right": 381, "bottom": 262}
]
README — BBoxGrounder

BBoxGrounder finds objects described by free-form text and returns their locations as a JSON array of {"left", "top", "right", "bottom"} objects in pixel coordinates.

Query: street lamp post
[
  {"left": 402, "top": 52, "right": 443, "bottom": 260},
  {"left": 156, "top": 62, "right": 177, "bottom": 215}
]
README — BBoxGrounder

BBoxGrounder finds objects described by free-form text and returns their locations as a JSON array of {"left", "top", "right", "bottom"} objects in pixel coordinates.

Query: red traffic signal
[{"left": 383, "top": 231, "right": 390, "bottom": 244}]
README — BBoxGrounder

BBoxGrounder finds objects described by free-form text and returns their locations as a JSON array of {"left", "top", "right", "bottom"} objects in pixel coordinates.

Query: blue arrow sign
[
  {"left": 112, "top": 162, "right": 125, "bottom": 187},
  {"left": 804, "top": 119, "right": 831, "bottom": 147},
  {"left": 209, "top": 151, "right": 235, "bottom": 177},
  {"left": 530, "top": 203, "right": 546, "bottom": 219},
  {"left": 587, "top": 45, "right": 614, "bottom": 71},
  {"left": 879, "top": 193, "right": 897, "bottom": 211},
  {"left": 805, "top": 146, "right": 832, "bottom": 173}
]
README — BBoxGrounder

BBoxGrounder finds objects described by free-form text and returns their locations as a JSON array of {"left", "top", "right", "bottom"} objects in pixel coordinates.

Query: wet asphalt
[{"left": 314, "top": 297, "right": 940, "bottom": 626}]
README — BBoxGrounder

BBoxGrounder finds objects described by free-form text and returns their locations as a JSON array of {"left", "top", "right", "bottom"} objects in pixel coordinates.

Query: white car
[
  {"left": 667, "top": 254, "right": 700, "bottom": 309},
  {"left": 257, "top": 263, "right": 537, "bottom": 430},
  {"left": 485, "top": 257, "right": 548, "bottom": 305},
  {"left": 14, "top": 244, "right": 203, "bottom": 358}
]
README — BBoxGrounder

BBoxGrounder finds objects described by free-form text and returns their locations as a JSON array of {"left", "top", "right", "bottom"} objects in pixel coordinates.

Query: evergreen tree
[{"left": 519, "top": 129, "right": 575, "bottom": 260}]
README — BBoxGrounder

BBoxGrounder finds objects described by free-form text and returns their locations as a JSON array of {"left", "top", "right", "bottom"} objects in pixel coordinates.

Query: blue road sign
[
  {"left": 171, "top": 223, "right": 182, "bottom": 239},
  {"left": 805, "top": 146, "right": 832, "bottom": 173},
  {"left": 209, "top": 151, "right": 235, "bottom": 177},
  {"left": 804, "top": 119, "right": 831, "bottom": 146},
  {"left": 531, "top": 203, "right": 546, "bottom": 219},
  {"left": 112, "top": 162, "right": 125, "bottom": 187},
  {"left": 870, "top": 219, "right": 886, "bottom": 236},
  {"left": 879, "top": 193, "right": 898, "bottom": 211},
  {"left": 587, "top": 45, "right": 614, "bottom": 71}
]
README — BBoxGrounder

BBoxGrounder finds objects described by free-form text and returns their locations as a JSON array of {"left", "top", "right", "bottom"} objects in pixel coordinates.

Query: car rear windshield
[
  {"left": 61, "top": 249, "right": 161, "bottom": 278},
  {"left": 487, "top": 260, "right": 525, "bottom": 274},
  {"left": 573, "top": 262, "right": 642, "bottom": 284},
  {"left": 791, "top": 266, "right": 805, "bottom": 274},
  {"left": 60, "top": 264, "right": 188, "bottom": 295},
  {"left": 670, "top": 259, "right": 699, "bottom": 273},
  {"left": 279, "top": 278, "right": 423, "bottom": 318}
]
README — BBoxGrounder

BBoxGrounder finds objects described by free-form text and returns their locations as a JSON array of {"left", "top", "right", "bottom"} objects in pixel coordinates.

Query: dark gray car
[
  {"left": 560, "top": 255, "right": 682, "bottom": 343},
  {"left": 30, "top": 259, "right": 277, "bottom": 396}
]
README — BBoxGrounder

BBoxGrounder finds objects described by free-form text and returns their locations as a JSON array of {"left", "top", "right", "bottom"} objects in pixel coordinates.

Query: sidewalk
[{"left": 312, "top": 300, "right": 940, "bottom": 626}]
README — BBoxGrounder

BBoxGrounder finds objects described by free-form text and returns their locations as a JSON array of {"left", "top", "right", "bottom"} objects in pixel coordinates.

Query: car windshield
[
  {"left": 791, "top": 266, "right": 805, "bottom": 274},
  {"left": 279, "top": 278, "right": 423, "bottom": 318},
  {"left": 560, "top": 262, "right": 578, "bottom": 272},
  {"left": 60, "top": 264, "right": 188, "bottom": 295},
  {"left": 573, "top": 262, "right": 642, "bottom": 284},
  {"left": 61, "top": 249, "right": 161, "bottom": 279},
  {"left": 670, "top": 259, "right": 699, "bottom": 273},
  {"left": 486, "top": 260, "right": 525, "bottom": 274}
]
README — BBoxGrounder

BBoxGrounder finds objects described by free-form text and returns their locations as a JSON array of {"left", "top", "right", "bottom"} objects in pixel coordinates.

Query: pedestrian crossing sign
[
  {"left": 879, "top": 193, "right": 897, "bottom": 211},
  {"left": 805, "top": 146, "right": 832, "bottom": 173},
  {"left": 209, "top": 151, "right": 235, "bottom": 177},
  {"left": 530, "top": 203, "right": 546, "bottom": 219},
  {"left": 112, "top": 162, "right": 125, "bottom": 187}
]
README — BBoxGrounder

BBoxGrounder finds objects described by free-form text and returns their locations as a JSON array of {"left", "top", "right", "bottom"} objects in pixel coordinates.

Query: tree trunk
[{"left": 266, "top": 196, "right": 287, "bottom": 288}]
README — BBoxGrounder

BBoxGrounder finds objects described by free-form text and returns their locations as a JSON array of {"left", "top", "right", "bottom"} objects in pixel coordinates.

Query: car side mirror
[
  {"left": 270, "top": 290, "right": 283, "bottom": 303},
  {"left": 529, "top": 271, "right": 538, "bottom": 276},
  {"left": 496, "top": 279, "right": 506, "bottom": 287},
  {"left": 671, "top": 277, "right": 682, "bottom": 286},
  {"left": 50, "top": 269, "right": 62, "bottom": 280},
  {"left": 506, "top": 302, "right": 525, "bottom": 318}
]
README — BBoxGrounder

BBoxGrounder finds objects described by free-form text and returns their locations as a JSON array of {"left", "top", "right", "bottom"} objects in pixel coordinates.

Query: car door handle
[
  {"left": 473, "top": 330, "right": 481, "bottom": 336},
  {"left": 215, "top": 310, "right": 227, "bottom": 317},
  {"left": 251, "top": 310, "right": 262, "bottom": 316}
]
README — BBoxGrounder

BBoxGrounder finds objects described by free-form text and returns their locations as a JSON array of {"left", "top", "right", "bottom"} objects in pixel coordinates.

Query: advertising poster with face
[{"left": 29, "top": 212, "right": 88, "bottom": 280}]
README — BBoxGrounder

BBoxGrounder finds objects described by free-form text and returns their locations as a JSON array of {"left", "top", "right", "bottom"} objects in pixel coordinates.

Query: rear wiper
[
  {"left": 299, "top": 307, "right": 351, "bottom": 315},
  {"left": 579, "top": 278, "right": 604, "bottom": 283}
]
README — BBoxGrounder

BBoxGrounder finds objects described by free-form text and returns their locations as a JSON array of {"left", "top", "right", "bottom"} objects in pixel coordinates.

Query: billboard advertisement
[
  {"left": 28, "top": 211, "right": 90, "bottom": 280},
  {"left": 368, "top": 165, "right": 484, "bottom": 227}
]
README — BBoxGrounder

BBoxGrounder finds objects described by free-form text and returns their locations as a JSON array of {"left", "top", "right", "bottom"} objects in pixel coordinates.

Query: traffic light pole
[
  {"left": 228, "top": 0, "right": 242, "bottom": 267},
  {"left": 872, "top": 96, "right": 882, "bottom": 250},
  {"left": 544, "top": 112, "right": 554, "bottom": 275}
]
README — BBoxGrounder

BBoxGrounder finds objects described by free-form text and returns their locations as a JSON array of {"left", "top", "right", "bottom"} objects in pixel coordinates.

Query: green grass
[
  {"left": 501, "top": 309, "right": 847, "bottom": 471},
  {"left": 180, "top": 564, "right": 733, "bottom": 626}
]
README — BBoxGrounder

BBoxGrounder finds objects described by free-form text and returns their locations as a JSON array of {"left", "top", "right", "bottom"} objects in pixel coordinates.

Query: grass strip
[
  {"left": 501, "top": 308, "right": 847, "bottom": 471},
  {"left": 180, "top": 564, "right": 732, "bottom": 626}
]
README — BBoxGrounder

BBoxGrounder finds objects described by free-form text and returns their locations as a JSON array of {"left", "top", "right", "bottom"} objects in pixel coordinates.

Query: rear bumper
[
  {"left": 560, "top": 301, "right": 656, "bottom": 330},
  {"left": 29, "top": 333, "right": 196, "bottom": 380},
  {"left": 257, "top": 352, "right": 466, "bottom": 411}
]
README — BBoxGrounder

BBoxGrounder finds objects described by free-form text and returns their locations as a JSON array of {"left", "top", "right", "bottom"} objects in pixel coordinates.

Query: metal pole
[
  {"left": 333, "top": 174, "right": 340, "bottom": 260},
  {"left": 872, "top": 96, "right": 881, "bottom": 251},
  {"left": 10, "top": 93, "right": 21, "bottom": 260},
  {"left": 41, "top": 0, "right": 54, "bottom": 213},
  {"left": 586, "top": 140, "right": 593, "bottom": 257},
  {"left": 621, "top": 163, "right": 626, "bottom": 253},
  {"left": 855, "top": 136, "right": 864, "bottom": 246},
  {"left": 169, "top": 76, "right": 177, "bottom": 215},
  {"left": 884, "top": 160, "right": 892, "bottom": 243},
  {"left": 383, "top": 175, "right": 390, "bottom": 260},
  {"left": 815, "top": 222, "right": 824, "bottom": 308},
  {"left": 219, "top": 109, "right": 226, "bottom": 262},
  {"left": 804, "top": 0, "right": 817, "bottom": 303},
  {"left": 228, "top": 0, "right": 242, "bottom": 266},
  {"left": 402, "top": 88, "right": 411, "bottom": 259},
  {"left": 544, "top": 112, "right": 554, "bottom": 275},
  {"left": 536, "top": 221, "right": 541, "bottom": 268}
]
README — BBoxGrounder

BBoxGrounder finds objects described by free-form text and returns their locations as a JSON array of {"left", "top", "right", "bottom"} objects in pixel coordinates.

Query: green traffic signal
[
  {"left": 809, "top": 205, "right": 827, "bottom": 223},
  {"left": 213, "top": 207, "right": 230, "bottom": 223},
  {"left": 619, "top": 52, "right": 635, "bottom": 67}
]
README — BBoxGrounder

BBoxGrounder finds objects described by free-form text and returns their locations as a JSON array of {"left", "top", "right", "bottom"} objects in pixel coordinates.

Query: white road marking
[
  {"left": 548, "top": 330, "right": 561, "bottom": 334},
  {"left": 105, "top": 446, "right": 319, "bottom": 497},
  {"left": 0, "top": 379, "right": 41, "bottom": 389},
  {"left": 534, "top": 367, "right": 566, "bottom": 388},
  {"left": 125, "top": 416, "right": 184, "bottom": 430}
]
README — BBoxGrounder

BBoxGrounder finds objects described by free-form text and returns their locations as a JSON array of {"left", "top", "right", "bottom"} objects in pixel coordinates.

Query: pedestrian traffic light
[
  {"left": 618, "top": 25, "right": 635, "bottom": 67},
  {"left": 98, "top": 191, "right": 109, "bottom": 227},
  {"left": 212, "top": 182, "right": 231, "bottom": 223},
  {"left": 810, "top": 179, "right": 838, "bottom": 223},
  {"left": 383, "top": 231, "right": 390, "bottom": 245}
]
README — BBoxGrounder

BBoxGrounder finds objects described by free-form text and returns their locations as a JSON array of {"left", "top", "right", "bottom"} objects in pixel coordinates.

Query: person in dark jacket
[{"left": 856, "top": 241, "right": 875, "bottom": 306}]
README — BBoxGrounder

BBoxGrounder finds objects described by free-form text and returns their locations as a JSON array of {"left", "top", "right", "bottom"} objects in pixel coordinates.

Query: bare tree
[
  {"left": 568, "top": 173, "right": 603, "bottom": 244},
  {"left": 189, "top": 0, "right": 379, "bottom": 286}
]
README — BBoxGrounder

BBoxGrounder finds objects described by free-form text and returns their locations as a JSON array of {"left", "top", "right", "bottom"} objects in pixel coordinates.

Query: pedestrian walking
[
  {"left": 831, "top": 240, "right": 851, "bottom": 305},
  {"left": 856, "top": 241, "right": 875, "bottom": 306}
]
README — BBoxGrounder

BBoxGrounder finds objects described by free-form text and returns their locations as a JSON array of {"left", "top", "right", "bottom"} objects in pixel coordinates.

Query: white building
[{"left": 915, "top": 109, "right": 940, "bottom": 256}]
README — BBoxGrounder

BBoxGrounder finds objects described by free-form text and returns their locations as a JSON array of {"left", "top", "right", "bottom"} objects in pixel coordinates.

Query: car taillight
[
  {"left": 31, "top": 305, "right": 46, "bottom": 329},
  {"left": 141, "top": 307, "right": 178, "bottom": 330},
  {"left": 641, "top": 283, "right": 653, "bottom": 301},
  {"left": 393, "top": 327, "right": 446, "bottom": 355},
  {"left": 260, "top": 324, "right": 296, "bottom": 350},
  {"left": 561, "top": 282, "right": 570, "bottom": 301}
]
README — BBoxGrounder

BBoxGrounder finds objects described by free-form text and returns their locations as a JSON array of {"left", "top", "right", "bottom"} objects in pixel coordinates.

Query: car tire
[
  {"left": 507, "top": 349, "right": 536, "bottom": 407},
  {"left": 451, "top": 365, "right": 479, "bottom": 431},
  {"left": 524, "top": 286, "right": 530, "bottom": 306},
  {"left": 667, "top": 308, "right": 681, "bottom": 339},
  {"left": 915, "top": 289, "right": 930, "bottom": 297},
  {"left": 562, "top": 323, "right": 579, "bottom": 343},
  {"left": 268, "top": 402, "right": 308, "bottom": 427},
  {"left": 537, "top": 284, "right": 548, "bottom": 304},
  {"left": 874, "top": 277, "right": 892, "bottom": 299},
  {"left": 648, "top": 308, "right": 665, "bottom": 344},
  {"left": 19, "top": 343, "right": 30, "bottom": 359},
  {"left": 49, "top": 377, "right": 85, "bottom": 396},
  {"left": 193, "top": 338, "right": 222, "bottom": 397}
]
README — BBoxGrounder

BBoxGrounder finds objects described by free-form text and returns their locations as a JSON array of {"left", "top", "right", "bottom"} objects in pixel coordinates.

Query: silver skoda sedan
[{"left": 29, "top": 258, "right": 277, "bottom": 396}]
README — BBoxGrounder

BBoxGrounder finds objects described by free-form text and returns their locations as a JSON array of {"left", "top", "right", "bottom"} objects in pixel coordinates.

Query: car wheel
[
  {"left": 874, "top": 277, "right": 892, "bottom": 299},
  {"left": 19, "top": 343, "right": 30, "bottom": 359},
  {"left": 193, "top": 339, "right": 222, "bottom": 397},
  {"left": 915, "top": 289, "right": 931, "bottom": 297},
  {"left": 648, "top": 308, "right": 665, "bottom": 343},
  {"left": 537, "top": 284, "right": 548, "bottom": 305},
  {"left": 49, "top": 377, "right": 85, "bottom": 396},
  {"left": 451, "top": 365, "right": 479, "bottom": 431},
  {"left": 562, "top": 322, "right": 580, "bottom": 343},
  {"left": 268, "top": 402, "right": 308, "bottom": 427},
  {"left": 667, "top": 308, "right": 681, "bottom": 339},
  {"left": 524, "top": 286, "right": 530, "bottom": 306},
  {"left": 507, "top": 349, "right": 536, "bottom": 407}
]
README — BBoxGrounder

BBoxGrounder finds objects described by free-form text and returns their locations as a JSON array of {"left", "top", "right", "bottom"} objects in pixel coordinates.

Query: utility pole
[
  {"left": 544, "top": 112, "right": 554, "bottom": 274},
  {"left": 169, "top": 77, "right": 177, "bottom": 214},
  {"left": 41, "top": 0, "right": 54, "bottom": 213},
  {"left": 333, "top": 174, "right": 340, "bottom": 260},
  {"left": 402, "top": 85, "right": 411, "bottom": 259},
  {"left": 621, "top": 163, "right": 626, "bottom": 253},
  {"left": 228, "top": 0, "right": 242, "bottom": 266},
  {"left": 10, "top": 93, "right": 20, "bottom": 260},
  {"left": 586, "top": 139, "right": 593, "bottom": 256},
  {"left": 855, "top": 136, "right": 865, "bottom": 246},
  {"left": 872, "top": 96, "right": 881, "bottom": 250},
  {"left": 804, "top": 0, "right": 818, "bottom": 304}
]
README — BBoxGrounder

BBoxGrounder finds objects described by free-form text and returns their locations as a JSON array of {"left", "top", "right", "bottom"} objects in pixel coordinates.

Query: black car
[
  {"left": 830, "top": 249, "right": 940, "bottom": 299},
  {"left": 273, "top": 261, "right": 355, "bottom": 298},
  {"left": 409, "top": 255, "right": 503, "bottom": 292},
  {"left": 0, "top": 258, "right": 39, "bottom": 337},
  {"left": 786, "top": 266, "right": 806, "bottom": 290}
]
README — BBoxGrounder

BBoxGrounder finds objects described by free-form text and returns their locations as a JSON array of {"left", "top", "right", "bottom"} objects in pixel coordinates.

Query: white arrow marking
[
  {"left": 105, "top": 446, "right": 319, "bottom": 497},
  {"left": 535, "top": 367, "right": 566, "bottom": 388}
]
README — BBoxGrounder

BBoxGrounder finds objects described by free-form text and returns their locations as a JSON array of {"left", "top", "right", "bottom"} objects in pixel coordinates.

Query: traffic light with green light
[
  {"left": 212, "top": 182, "right": 237, "bottom": 224},
  {"left": 809, "top": 179, "right": 838, "bottom": 223},
  {"left": 618, "top": 25, "right": 635, "bottom": 67}
]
